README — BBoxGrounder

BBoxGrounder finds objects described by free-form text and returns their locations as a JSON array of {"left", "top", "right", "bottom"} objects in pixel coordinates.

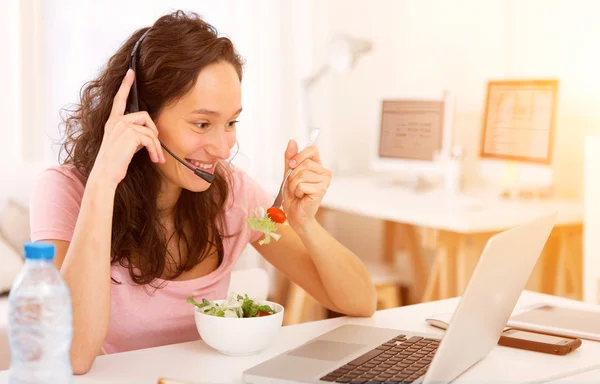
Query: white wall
[
  {"left": 507, "top": 0, "right": 600, "bottom": 199},
  {"left": 309, "top": 0, "right": 506, "bottom": 177},
  {"left": 0, "top": 0, "right": 22, "bottom": 166},
  {"left": 313, "top": 0, "right": 600, "bottom": 199},
  {"left": 310, "top": 0, "right": 600, "bottom": 263}
]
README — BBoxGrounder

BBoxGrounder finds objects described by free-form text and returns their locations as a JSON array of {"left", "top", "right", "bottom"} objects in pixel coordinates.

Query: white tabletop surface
[
  {"left": 312, "top": 177, "right": 583, "bottom": 234},
  {"left": 2, "top": 291, "right": 600, "bottom": 384},
  {"left": 544, "top": 368, "right": 600, "bottom": 383}
]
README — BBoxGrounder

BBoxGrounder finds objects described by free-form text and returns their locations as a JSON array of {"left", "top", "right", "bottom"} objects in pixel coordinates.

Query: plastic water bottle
[{"left": 7, "top": 242, "right": 73, "bottom": 384}]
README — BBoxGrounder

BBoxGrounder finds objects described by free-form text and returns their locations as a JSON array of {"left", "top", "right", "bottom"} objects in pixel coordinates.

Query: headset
[{"left": 125, "top": 28, "right": 216, "bottom": 183}]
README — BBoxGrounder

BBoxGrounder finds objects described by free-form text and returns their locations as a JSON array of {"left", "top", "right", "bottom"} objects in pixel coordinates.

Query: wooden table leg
[
  {"left": 399, "top": 224, "right": 427, "bottom": 300},
  {"left": 438, "top": 246, "right": 450, "bottom": 299},
  {"left": 539, "top": 229, "right": 561, "bottom": 295},
  {"left": 383, "top": 220, "right": 399, "bottom": 264},
  {"left": 422, "top": 231, "right": 459, "bottom": 301},
  {"left": 422, "top": 253, "right": 440, "bottom": 302},
  {"left": 456, "top": 233, "right": 493, "bottom": 295},
  {"left": 441, "top": 231, "right": 459, "bottom": 298},
  {"left": 383, "top": 221, "right": 429, "bottom": 302},
  {"left": 283, "top": 282, "right": 308, "bottom": 325},
  {"left": 555, "top": 228, "right": 569, "bottom": 297},
  {"left": 270, "top": 271, "right": 290, "bottom": 305},
  {"left": 456, "top": 234, "right": 467, "bottom": 295},
  {"left": 567, "top": 226, "right": 583, "bottom": 299}
]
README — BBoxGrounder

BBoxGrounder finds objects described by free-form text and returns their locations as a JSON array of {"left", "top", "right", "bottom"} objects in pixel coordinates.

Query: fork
[{"left": 271, "top": 128, "right": 321, "bottom": 209}]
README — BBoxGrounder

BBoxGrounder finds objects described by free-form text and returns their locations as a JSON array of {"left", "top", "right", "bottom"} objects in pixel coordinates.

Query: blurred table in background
[{"left": 268, "top": 176, "right": 583, "bottom": 325}]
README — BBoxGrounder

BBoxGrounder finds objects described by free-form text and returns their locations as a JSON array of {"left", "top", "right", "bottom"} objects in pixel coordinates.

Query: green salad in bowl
[
  {"left": 187, "top": 293, "right": 278, "bottom": 318},
  {"left": 187, "top": 292, "right": 284, "bottom": 356}
]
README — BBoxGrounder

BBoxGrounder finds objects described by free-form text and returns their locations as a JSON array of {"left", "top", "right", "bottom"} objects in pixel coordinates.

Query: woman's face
[{"left": 154, "top": 61, "right": 241, "bottom": 192}]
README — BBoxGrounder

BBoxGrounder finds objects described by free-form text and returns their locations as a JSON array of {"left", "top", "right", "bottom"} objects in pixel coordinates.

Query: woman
[{"left": 29, "top": 10, "right": 377, "bottom": 374}]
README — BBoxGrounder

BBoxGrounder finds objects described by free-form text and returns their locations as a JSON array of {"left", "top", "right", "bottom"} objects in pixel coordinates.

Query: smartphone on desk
[{"left": 499, "top": 328, "right": 582, "bottom": 355}]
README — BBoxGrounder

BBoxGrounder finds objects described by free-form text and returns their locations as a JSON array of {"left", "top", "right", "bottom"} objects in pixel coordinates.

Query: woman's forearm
[
  {"left": 295, "top": 218, "right": 377, "bottom": 317},
  {"left": 60, "top": 174, "right": 116, "bottom": 373}
]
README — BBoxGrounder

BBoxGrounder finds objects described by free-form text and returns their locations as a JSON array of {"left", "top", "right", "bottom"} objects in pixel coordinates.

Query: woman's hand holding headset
[{"left": 90, "top": 69, "right": 166, "bottom": 190}]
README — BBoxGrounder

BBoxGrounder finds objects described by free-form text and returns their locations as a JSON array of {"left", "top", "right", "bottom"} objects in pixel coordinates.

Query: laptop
[{"left": 243, "top": 212, "right": 557, "bottom": 384}]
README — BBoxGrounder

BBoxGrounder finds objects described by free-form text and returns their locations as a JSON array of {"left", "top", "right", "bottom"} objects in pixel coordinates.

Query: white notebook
[
  {"left": 506, "top": 304, "right": 600, "bottom": 342},
  {"left": 426, "top": 303, "right": 600, "bottom": 342}
]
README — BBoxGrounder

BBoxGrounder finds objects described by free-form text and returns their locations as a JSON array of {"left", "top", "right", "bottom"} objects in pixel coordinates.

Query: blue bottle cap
[{"left": 23, "top": 242, "right": 55, "bottom": 260}]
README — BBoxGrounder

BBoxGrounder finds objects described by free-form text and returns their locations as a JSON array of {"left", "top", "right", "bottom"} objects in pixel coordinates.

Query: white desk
[
  {"left": 319, "top": 177, "right": 583, "bottom": 234},
  {"left": 2, "top": 291, "right": 599, "bottom": 384},
  {"left": 313, "top": 177, "right": 584, "bottom": 302}
]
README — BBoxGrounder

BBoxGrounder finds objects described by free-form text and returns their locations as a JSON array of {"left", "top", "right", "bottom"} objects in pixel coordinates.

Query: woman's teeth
[{"left": 188, "top": 160, "right": 213, "bottom": 169}]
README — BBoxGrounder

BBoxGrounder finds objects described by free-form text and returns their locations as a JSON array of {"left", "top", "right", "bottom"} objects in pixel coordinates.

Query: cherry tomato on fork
[{"left": 266, "top": 207, "right": 286, "bottom": 224}]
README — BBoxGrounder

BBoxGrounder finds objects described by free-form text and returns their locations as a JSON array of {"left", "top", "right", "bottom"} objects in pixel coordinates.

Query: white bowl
[{"left": 193, "top": 300, "right": 284, "bottom": 356}]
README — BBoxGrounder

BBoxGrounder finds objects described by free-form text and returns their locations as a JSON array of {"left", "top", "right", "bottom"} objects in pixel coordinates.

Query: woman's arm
[
  {"left": 253, "top": 139, "right": 377, "bottom": 317},
  {"left": 36, "top": 69, "right": 166, "bottom": 374},
  {"left": 49, "top": 179, "right": 117, "bottom": 374},
  {"left": 254, "top": 220, "right": 377, "bottom": 317}
]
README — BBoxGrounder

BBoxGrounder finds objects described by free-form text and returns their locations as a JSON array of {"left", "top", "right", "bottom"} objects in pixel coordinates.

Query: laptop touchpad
[{"left": 286, "top": 340, "right": 365, "bottom": 361}]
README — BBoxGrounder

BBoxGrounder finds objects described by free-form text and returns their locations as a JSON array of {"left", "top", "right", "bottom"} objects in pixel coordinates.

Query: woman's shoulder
[
  {"left": 37, "top": 164, "right": 86, "bottom": 185},
  {"left": 29, "top": 164, "right": 87, "bottom": 242},
  {"left": 32, "top": 164, "right": 87, "bottom": 200}
]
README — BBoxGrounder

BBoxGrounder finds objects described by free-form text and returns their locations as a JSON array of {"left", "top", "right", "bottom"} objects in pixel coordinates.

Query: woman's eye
[
  {"left": 194, "top": 122, "right": 210, "bottom": 130},
  {"left": 227, "top": 120, "right": 239, "bottom": 129}
]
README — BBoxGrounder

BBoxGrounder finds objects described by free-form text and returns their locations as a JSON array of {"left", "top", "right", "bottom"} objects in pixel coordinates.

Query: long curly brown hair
[{"left": 60, "top": 10, "right": 244, "bottom": 287}]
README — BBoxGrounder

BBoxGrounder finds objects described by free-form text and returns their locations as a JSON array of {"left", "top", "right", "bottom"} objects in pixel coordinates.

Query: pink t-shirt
[{"left": 29, "top": 165, "right": 272, "bottom": 354}]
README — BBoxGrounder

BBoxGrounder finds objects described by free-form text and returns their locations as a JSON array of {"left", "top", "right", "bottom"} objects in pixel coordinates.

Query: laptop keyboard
[{"left": 319, "top": 334, "right": 439, "bottom": 383}]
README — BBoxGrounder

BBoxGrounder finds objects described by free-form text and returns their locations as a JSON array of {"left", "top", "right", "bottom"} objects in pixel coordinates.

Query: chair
[
  {"left": 279, "top": 260, "right": 406, "bottom": 326},
  {"left": 365, "top": 261, "right": 404, "bottom": 309}
]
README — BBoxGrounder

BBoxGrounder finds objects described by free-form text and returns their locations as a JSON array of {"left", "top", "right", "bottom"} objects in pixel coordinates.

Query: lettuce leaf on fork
[{"left": 246, "top": 207, "right": 281, "bottom": 245}]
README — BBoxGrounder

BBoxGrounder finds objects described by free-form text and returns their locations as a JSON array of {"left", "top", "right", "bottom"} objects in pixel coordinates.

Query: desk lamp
[{"left": 302, "top": 35, "right": 373, "bottom": 141}]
